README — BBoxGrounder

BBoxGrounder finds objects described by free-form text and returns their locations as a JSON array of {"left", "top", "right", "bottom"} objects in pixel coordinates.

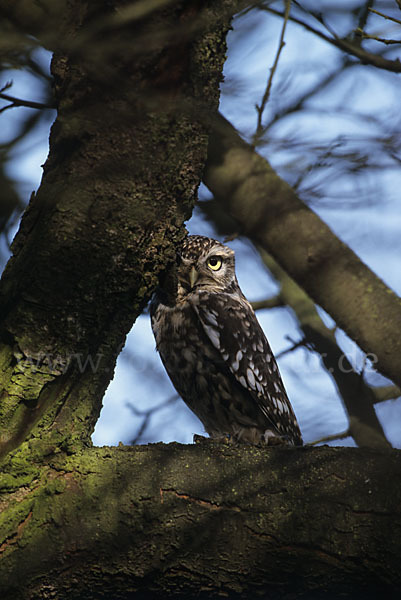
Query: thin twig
[
  {"left": 254, "top": 0, "right": 291, "bottom": 142},
  {"left": 0, "top": 81, "right": 12, "bottom": 94},
  {"left": 275, "top": 336, "right": 307, "bottom": 359},
  {"left": 357, "top": 32, "right": 401, "bottom": 46},
  {"left": 0, "top": 91, "right": 55, "bottom": 113},
  {"left": 261, "top": 58, "right": 349, "bottom": 136},
  {"left": 260, "top": 5, "right": 401, "bottom": 73},
  {"left": 128, "top": 394, "right": 179, "bottom": 444},
  {"left": 306, "top": 429, "right": 350, "bottom": 446},
  {"left": 368, "top": 6, "right": 401, "bottom": 26}
]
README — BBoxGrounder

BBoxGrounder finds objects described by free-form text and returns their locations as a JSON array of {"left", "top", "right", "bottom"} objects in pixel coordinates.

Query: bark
[
  {"left": 0, "top": 1, "right": 229, "bottom": 459},
  {"left": 1, "top": 444, "right": 401, "bottom": 599},
  {"left": 203, "top": 113, "right": 401, "bottom": 389}
]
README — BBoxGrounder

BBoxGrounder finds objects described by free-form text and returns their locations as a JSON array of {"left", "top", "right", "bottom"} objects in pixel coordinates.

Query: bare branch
[
  {"left": 307, "top": 429, "right": 350, "bottom": 446},
  {"left": 371, "top": 385, "right": 401, "bottom": 404},
  {"left": 254, "top": 0, "right": 291, "bottom": 142},
  {"left": 0, "top": 93, "right": 54, "bottom": 112},
  {"left": 353, "top": 0, "right": 374, "bottom": 44},
  {"left": 262, "top": 58, "right": 350, "bottom": 134},
  {"left": 112, "top": 0, "right": 179, "bottom": 26},
  {"left": 127, "top": 394, "right": 179, "bottom": 444},
  {"left": 356, "top": 30, "right": 401, "bottom": 45},
  {"left": 368, "top": 6, "right": 401, "bottom": 26},
  {"left": 251, "top": 294, "right": 284, "bottom": 311},
  {"left": 0, "top": 82, "right": 55, "bottom": 112},
  {"left": 260, "top": 5, "right": 401, "bottom": 73},
  {"left": 275, "top": 336, "right": 307, "bottom": 359}
]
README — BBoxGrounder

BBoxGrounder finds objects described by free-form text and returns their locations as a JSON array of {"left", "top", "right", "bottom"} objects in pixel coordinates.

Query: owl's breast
[
  {"left": 150, "top": 294, "right": 221, "bottom": 392},
  {"left": 151, "top": 297, "right": 194, "bottom": 349}
]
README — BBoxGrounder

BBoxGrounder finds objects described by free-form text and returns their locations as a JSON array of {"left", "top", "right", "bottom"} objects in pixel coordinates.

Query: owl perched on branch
[{"left": 151, "top": 235, "right": 302, "bottom": 446}]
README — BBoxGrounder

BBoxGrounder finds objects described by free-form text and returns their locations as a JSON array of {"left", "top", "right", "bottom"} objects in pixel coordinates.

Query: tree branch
[
  {"left": 368, "top": 6, "right": 401, "bottom": 26},
  {"left": 1, "top": 444, "right": 401, "bottom": 599},
  {"left": 254, "top": 0, "right": 291, "bottom": 141},
  {"left": 371, "top": 384, "right": 401, "bottom": 404},
  {"left": 251, "top": 294, "right": 284, "bottom": 311},
  {"left": 260, "top": 4, "right": 401, "bottom": 73},
  {"left": 307, "top": 429, "right": 350, "bottom": 446},
  {"left": 203, "top": 113, "right": 401, "bottom": 390},
  {"left": 257, "top": 248, "right": 391, "bottom": 449},
  {"left": 0, "top": 90, "right": 55, "bottom": 113},
  {"left": 127, "top": 394, "right": 179, "bottom": 444}
]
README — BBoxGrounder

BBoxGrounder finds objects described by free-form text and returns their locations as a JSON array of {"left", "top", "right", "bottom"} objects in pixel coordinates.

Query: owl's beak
[{"left": 189, "top": 266, "right": 199, "bottom": 288}]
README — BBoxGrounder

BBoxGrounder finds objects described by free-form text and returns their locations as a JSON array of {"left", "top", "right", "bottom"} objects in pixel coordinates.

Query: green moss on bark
[{"left": 1, "top": 445, "right": 401, "bottom": 599}]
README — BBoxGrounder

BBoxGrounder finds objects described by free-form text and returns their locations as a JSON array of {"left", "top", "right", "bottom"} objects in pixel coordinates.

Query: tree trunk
[
  {"left": 0, "top": 1, "right": 229, "bottom": 458},
  {"left": 1, "top": 445, "right": 400, "bottom": 599}
]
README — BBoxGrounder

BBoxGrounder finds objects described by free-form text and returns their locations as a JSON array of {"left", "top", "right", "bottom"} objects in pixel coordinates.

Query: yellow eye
[{"left": 207, "top": 256, "right": 222, "bottom": 271}]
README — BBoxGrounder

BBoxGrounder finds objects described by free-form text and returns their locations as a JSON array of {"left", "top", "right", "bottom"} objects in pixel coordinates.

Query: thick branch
[
  {"left": 0, "top": 444, "right": 400, "bottom": 599},
  {"left": 258, "top": 249, "right": 391, "bottom": 449},
  {"left": 203, "top": 113, "right": 401, "bottom": 389}
]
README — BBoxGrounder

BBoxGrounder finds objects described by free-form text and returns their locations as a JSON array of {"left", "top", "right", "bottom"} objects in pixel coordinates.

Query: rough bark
[
  {"left": 0, "top": 1, "right": 229, "bottom": 459},
  {"left": 1, "top": 444, "right": 401, "bottom": 599},
  {"left": 204, "top": 113, "right": 401, "bottom": 389}
]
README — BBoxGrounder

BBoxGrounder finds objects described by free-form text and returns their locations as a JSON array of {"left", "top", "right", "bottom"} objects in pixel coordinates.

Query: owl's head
[{"left": 178, "top": 235, "right": 237, "bottom": 295}]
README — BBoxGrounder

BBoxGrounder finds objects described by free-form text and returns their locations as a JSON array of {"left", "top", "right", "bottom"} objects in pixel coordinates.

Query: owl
[{"left": 151, "top": 235, "right": 302, "bottom": 446}]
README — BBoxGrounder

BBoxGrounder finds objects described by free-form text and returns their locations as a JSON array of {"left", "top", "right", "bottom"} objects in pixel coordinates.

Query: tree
[{"left": 1, "top": 1, "right": 401, "bottom": 598}]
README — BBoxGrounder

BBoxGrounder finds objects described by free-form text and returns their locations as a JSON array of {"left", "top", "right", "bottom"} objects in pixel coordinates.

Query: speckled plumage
[{"left": 151, "top": 235, "right": 302, "bottom": 446}]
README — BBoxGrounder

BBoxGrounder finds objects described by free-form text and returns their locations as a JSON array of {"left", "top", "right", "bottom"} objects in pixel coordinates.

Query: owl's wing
[{"left": 191, "top": 291, "right": 302, "bottom": 445}]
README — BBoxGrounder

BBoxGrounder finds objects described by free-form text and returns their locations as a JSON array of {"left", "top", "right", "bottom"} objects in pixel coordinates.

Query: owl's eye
[{"left": 207, "top": 256, "right": 223, "bottom": 271}]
